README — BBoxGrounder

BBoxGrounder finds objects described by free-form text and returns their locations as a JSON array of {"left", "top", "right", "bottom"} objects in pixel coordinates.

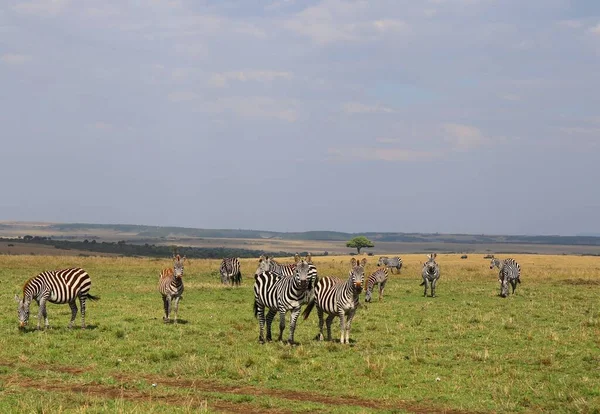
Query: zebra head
[
  {"left": 377, "top": 256, "right": 388, "bottom": 267},
  {"left": 489, "top": 256, "right": 501, "bottom": 270},
  {"left": 424, "top": 253, "right": 437, "bottom": 275},
  {"left": 173, "top": 255, "right": 185, "bottom": 278},
  {"left": 255, "top": 255, "right": 270, "bottom": 275},
  {"left": 350, "top": 258, "right": 366, "bottom": 293},
  {"left": 14, "top": 294, "right": 30, "bottom": 328},
  {"left": 294, "top": 257, "right": 312, "bottom": 290}
]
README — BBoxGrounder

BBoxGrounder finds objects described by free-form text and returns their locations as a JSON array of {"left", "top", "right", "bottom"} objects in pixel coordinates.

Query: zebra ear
[
  {"left": 307, "top": 253, "right": 312, "bottom": 263},
  {"left": 360, "top": 258, "right": 367, "bottom": 267},
  {"left": 294, "top": 253, "right": 300, "bottom": 263},
  {"left": 351, "top": 257, "right": 357, "bottom": 267}
]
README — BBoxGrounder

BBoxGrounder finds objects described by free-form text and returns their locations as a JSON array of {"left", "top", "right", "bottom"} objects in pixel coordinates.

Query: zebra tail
[
  {"left": 419, "top": 281, "right": 425, "bottom": 286},
  {"left": 87, "top": 294, "right": 100, "bottom": 301},
  {"left": 302, "top": 299, "right": 316, "bottom": 321}
]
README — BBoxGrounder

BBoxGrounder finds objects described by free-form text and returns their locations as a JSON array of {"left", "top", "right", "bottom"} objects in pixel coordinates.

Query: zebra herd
[{"left": 14, "top": 253, "right": 522, "bottom": 342}]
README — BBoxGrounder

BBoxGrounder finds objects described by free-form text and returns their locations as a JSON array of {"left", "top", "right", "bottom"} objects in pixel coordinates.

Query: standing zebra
[
  {"left": 220, "top": 257, "right": 242, "bottom": 286},
  {"left": 490, "top": 256, "right": 521, "bottom": 297},
  {"left": 364, "top": 267, "right": 388, "bottom": 303},
  {"left": 253, "top": 255, "right": 313, "bottom": 344},
  {"left": 14, "top": 267, "right": 99, "bottom": 330},
  {"left": 302, "top": 258, "right": 366, "bottom": 344},
  {"left": 255, "top": 254, "right": 318, "bottom": 305},
  {"left": 377, "top": 256, "right": 403, "bottom": 274},
  {"left": 420, "top": 253, "right": 440, "bottom": 297},
  {"left": 159, "top": 255, "right": 185, "bottom": 323}
]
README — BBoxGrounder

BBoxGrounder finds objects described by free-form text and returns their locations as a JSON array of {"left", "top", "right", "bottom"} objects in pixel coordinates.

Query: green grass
[{"left": 1, "top": 254, "right": 599, "bottom": 413}]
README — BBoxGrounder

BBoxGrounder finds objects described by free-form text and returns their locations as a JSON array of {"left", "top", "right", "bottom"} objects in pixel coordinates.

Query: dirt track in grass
[{"left": 1, "top": 362, "right": 482, "bottom": 413}]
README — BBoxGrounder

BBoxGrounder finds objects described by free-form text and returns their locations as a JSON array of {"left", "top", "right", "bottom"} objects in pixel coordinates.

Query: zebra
[
  {"left": 364, "top": 267, "right": 388, "bottom": 303},
  {"left": 255, "top": 254, "right": 318, "bottom": 304},
  {"left": 14, "top": 267, "right": 99, "bottom": 330},
  {"left": 302, "top": 257, "right": 366, "bottom": 344},
  {"left": 253, "top": 255, "right": 313, "bottom": 344},
  {"left": 490, "top": 256, "right": 521, "bottom": 297},
  {"left": 159, "top": 254, "right": 185, "bottom": 323},
  {"left": 220, "top": 257, "right": 242, "bottom": 286},
  {"left": 420, "top": 253, "right": 440, "bottom": 297},
  {"left": 377, "top": 256, "right": 403, "bottom": 274}
]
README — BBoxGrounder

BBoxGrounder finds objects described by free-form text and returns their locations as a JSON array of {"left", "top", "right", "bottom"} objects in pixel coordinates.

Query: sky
[{"left": 0, "top": 0, "right": 599, "bottom": 236}]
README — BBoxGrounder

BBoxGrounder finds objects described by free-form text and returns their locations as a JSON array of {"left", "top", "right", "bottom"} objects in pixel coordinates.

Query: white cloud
[
  {"left": 1, "top": 54, "right": 31, "bottom": 64},
  {"left": 372, "top": 19, "right": 407, "bottom": 32},
  {"left": 201, "top": 97, "right": 298, "bottom": 122},
  {"left": 13, "top": 0, "right": 70, "bottom": 16},
  {"left": 442, "top": 123, "right": 489, "bottom": 150},
  {"left": 557, "top": 20, "right": 584, "bottom": 29},
  {"left": 500, "top": 93, "right": 521, "bottom": 101},
  {"left": 343, "top": 102, "right": 395, "bottom": 114},
  {"left": 209, "top": 71, "right": 293, "bottom": 88},
  {"left": 168, "top": 91, "right": 198, "bottom": 103},
  {"left": 590, "top": 23, "right": 600, "bottom": 35},
  {"left": 328, "top": 147, "right": 440, "bottom": 162}
]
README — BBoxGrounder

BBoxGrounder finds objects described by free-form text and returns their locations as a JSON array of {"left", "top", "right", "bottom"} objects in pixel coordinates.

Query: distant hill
[{"left": 2, "top": 221, "right": 600, "bottom": 247}]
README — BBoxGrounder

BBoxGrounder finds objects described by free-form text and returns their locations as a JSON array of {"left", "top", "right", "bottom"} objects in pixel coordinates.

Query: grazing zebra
[
  {"left": 364, "top": 268, "right": 388, "bottom": 303},
  {"left": 159, "top": 255, "right": 185, "bottom": 323},
  {"left": 420, "top": 253, "right": 440, "bottom": 297},
  {"left": 302, "top": 258, "right": 366, "bottom": 344},
  {"left": 220, "top": 257, "right": 242, "bottom": 286},
  {"left": 14, "top": 267, "right": 99, "bottom": 330},
  {"left": 490, "top": 256, "right": 521, "bottom": 297},
  {"left": 253, "top": 256, "right": 313, "bottom": 344},
  {"left": 377, "top": 256, "right": 403, "bottom": 274}
]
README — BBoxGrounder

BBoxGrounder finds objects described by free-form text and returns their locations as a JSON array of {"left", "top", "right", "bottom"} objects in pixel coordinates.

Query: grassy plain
[{"left": 0, "top": 253, "right": 599, "bottom": 413}]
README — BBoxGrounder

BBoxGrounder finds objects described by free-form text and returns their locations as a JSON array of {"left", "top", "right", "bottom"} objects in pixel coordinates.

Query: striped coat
[
  {"left": 364, "top": 268, "right": 388, "bottom": 303},
  {"left": 303, "top": 258, "right": 366, "bottom": 344},
  {"left": 159, "top": 255, "right": 185, "bottom": 323},
  {"left": 253, "top": 257, "right": 313, "bottom": 344},
  {"left": 490, "top": 256, "right": 521, "bottom": 297},
  {"left": 14, "top": 267, "right": 99, "bottom": 330},
  {"left": 220, "top": 257, "right": 242, "bottom": 286},
  {"left": 421, "top": 253, "right": 440, "bottom": 297}
]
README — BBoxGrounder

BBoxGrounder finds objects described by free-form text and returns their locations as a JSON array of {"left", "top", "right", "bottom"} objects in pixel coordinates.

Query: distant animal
[
  {"left": 15, "top": 267, "right": 99, "bottom": 330},
  {"left": 461, "top": 255, "right": 468, "bottom": 259},
  {"left": 420, "top": 253, "right": 440, "bottom": 297},
  {"left": 253, "top": 255, "right": 314, "bottom": 344},
  {"left": 483, "top": 254, "right": 494, "bottom": 259},
  {"left": 302, "top": 258, "right": 366, "bottom": 344},
  {"left": 220, "top": 257, "right": 242, "bottom": 286},
  {"left": 489, "top": 256, "right": 521, "bottom": 298},
  {"left": 364, "top": 268, "right": 388, "bottom": 303},
  {"left": 158, "top": 255, "right": 185, "bottom": 323},
  {"left": 377, "top": 256, "right": 403, "bottom": 274}
]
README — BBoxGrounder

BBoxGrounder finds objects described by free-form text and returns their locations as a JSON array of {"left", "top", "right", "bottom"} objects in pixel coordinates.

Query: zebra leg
[
  {"left": 338, "top": 310, "right": 347, "bottom": 344},
  {"left": 80, "top": 296, "right": 87, "bottom": 329},
  {"left": 265, "top": 309, "right": 277, "bottom": 342},
  {"left": 423, "top": 280, "right": 428, "bottom": 297},
  {"left": 162, "top": 296, "right": 171, "bottom": 322},
  {"left": 287, "top": 307, "right": 301, "bottom": 345},
  {"left": 317, "top": 308, "right": 325, "bottom": 341},
  {"left": 431, "top": 279, "right": 437, "bottom": 297},
  {"left": 325, "top": 313, "right": 336, "bottom": 341},
  {"left": 173, "top": 296, "right": 180, "bottom": 323},
  {"left": 68, "top": 300, "right": 78, "bottom": 329},
  {"left": 38, "top": 299, "right": 48, "bottom": 330},
  {"left": 511, "top": 280, "right": 517, "bottom": 294},
  {"left": 277, "top": 310, "right": 286, "bottom": 342},
  {"left": 257, "top": 304, "right": 266, "bottom": 344},
  {"left": 379, "top": 281, "right": 386, "bottom": 302},
  {"left": 345, "top": 310, "right": 356, "bottom": 344}
]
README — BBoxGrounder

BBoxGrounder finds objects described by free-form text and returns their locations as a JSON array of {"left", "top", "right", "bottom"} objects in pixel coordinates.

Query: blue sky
[{"left": 0, "top": 0, "right": 598, "bottom": 235}]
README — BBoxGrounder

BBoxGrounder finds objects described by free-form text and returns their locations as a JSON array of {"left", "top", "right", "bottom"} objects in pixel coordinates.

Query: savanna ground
[{"left": 0, "top": 253, "right": 599, "bottom": 413}]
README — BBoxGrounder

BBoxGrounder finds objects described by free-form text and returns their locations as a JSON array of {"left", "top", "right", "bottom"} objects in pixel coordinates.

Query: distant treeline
[
  {"left": 47, "top": 223, "right": 600, "bottom": 246},
  {"left": 4, "top": 236, "right": 295, "bottom": 259}
]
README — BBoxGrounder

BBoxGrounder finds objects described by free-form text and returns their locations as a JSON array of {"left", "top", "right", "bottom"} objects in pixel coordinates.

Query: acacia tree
[{"left": 346, "top": 236, "right": 374, "bottom": 254}]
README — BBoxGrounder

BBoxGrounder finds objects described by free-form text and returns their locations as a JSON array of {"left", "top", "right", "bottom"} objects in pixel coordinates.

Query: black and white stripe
[
  {"left": 253, "top": 256, "right": 313, "bottom": 344},
  {"left": 364, "top": 268, "right": 388, "bottom": 303},
  {"left": 220, "top": 257, "right": 242, "bottom": 286},
  {"left": 255, "top": 254, "right": 318, "bottom": 305},
  {"left": 302, "top": 258, "right": 366, "bottom": 344},
  {"left": 15, "top": 267, "right": 99, "bottom": 330},
  {"left": 377, "top": 256, "right": 403, "bottom": 274},
  {"left": 159, "top": 255, "right": 185, "bottom": 323},
  {"left": 490, "top": 256, "right": 521, "bottom": 297},
  {"left": 420, "top": 253, "right": 440, "bottom": 297}
]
